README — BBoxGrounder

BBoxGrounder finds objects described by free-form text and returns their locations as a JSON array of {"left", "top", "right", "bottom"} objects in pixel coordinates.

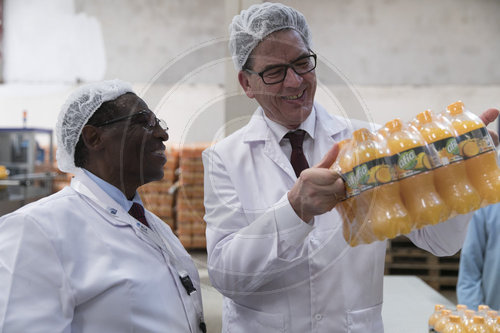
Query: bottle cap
[
  {"left": 478, "top": 305, "right": 490, "bottom": 312},
  {"left": 435, "top": 304, "right": 445, "bottom": 311},
  {"left": 456, "top": 304, "right": 467, "bottom": 311},
  {"left": 352, "top": 128, "right": 372, "bottom": 142},
  {"left": 416, "top": 110, "right": 433, "bottom": 125},
  {"left": 473, "top": 315, "right": 485, "bottom": 323},
  {"left": 384, "top": 118, "right": 403, "bottom": 133},
  {"left": 447, "top": 101, "right": 465, "bottom": 115},
  {"left": 449, "top": 315, "right": 460, "bottom": 323}
]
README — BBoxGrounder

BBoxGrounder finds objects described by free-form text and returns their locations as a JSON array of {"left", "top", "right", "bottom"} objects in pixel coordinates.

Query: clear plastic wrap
[{"left": 333, "top": 101, "right": 500, "bottom": 246}]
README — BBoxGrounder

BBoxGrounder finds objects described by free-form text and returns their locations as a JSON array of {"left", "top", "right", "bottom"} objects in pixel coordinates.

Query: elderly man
[
  {"left": 202, "top": 3, "right": 499, "bottom": 332},
  {"left": 0, "top": 80, "right": 206, "bottom": 332}
]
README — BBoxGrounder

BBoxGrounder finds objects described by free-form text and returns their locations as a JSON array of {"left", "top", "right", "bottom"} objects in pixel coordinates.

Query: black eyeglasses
[
  {"left": 94, "top": 110, "right": 168, "bottom": 133},
  {"left": 244, "top": 52, "right": 317, "bottom": 85}
]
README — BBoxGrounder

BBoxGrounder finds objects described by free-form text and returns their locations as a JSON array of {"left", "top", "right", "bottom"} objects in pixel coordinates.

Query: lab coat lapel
[
  {"left": 313, "top": 103, "right": 349, "bottom": 161},
  {"left": 70, "top": 169, "right": 134, "bottom": 227},
  {"left": 243, "top": 108, "right": 297, "bottom": 181}
]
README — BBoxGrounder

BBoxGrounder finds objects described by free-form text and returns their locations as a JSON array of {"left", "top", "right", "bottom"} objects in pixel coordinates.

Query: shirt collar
[
  {"left": 83, "top": 169, "right": 143, "bottom": 212},
  {"left": 263, "top": 106, "right": 317, "bottom": 142}
]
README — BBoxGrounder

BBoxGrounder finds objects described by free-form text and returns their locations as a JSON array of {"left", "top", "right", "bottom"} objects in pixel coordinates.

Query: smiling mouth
[{"left": 282, "top": 90, "right": 305, "bottom": 100}]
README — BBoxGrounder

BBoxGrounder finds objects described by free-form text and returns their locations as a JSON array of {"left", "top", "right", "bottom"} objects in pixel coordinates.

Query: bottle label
[
  {"left": 390, "top": 146, "right": 437, "bottom": 179},
  {"left": 343, "top": 157, "right": 397, "bottom": 198},
  {"left": 431, "top": 136, "right": 463, "bottom": 165},
  {"left": 455, "top": 127, "right": 495, "bottom": 160}
]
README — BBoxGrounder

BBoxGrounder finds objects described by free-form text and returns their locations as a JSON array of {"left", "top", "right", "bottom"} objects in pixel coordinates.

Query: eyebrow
[{"left": 260, "top": 51, "right": 311, "bottom": 72}]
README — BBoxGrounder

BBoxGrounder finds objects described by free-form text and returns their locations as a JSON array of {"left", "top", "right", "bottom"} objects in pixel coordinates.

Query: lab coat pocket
[
  {"left": 225, "top": 299, "right": 286, "bottom": 333},
  {"left": 346, "top": 302, "right": 383, "bottom": 333}
]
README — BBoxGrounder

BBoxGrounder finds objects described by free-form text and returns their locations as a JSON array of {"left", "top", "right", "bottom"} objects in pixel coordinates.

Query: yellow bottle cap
[
  {"left": 384, "top": 118, "right": 403, "bottom": 133},
  {"left": 478, "top": 305, "right": 490, "bottom": 312},
  {"left": 416, "top": 109, "right": 434, "bottom": 125},
  {"left": 456, "top": 304, "right": 467, "bottom": 311},
  {"left": 439, "top": 309, "right": 452, "bottom": 318},
  {"left": 447, "top": 101, "right": 465, "bottom": 115},
  {"left": 487, "top": 310, "right": 498, "bottom": 317},
  {"left": 435, "top": 304, "right": 445, "bottom": 311},
  {"left": 449, "top": 315, "right": 461, "bottom": 323},
  {"left": 473, "top": 315, "right": 485, "bottom": 323},
  {"left": 352, "top": 128, "right": 372, "bottom": 142}
]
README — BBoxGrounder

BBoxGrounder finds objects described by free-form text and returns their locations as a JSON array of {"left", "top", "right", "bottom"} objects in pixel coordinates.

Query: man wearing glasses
[
  {"left": 202, "top": 3, "right": 499, "bottom": 332},
  {"left": 0, "top": 80, "right": 206, "bottom": 332}
]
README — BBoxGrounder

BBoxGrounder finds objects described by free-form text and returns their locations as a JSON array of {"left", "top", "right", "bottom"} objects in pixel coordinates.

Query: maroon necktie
[
  {"left": 285, "top": 130, "right": 310, "bottom": 177},
  {"left": 128, "top": 202, "right": 149, "bottom": 228}
]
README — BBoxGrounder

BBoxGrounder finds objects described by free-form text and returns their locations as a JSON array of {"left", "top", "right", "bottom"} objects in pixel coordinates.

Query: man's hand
[
  {"left": 479, "top": 108, "right": 500, "bottom": 146},
  {"left": 288, "top": 144, "right": 345, "bottom": 222}
]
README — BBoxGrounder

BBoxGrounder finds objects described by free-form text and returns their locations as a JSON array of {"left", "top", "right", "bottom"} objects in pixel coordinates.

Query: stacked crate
[
  {"left": 176, "top": 143, "right": 210, "bottom": 249},
  {"left": 385, "top": 236, "right": 461, "bottom": 291},
  {"left": 139, "top": 146, "right": 179, "bottom": 230}
]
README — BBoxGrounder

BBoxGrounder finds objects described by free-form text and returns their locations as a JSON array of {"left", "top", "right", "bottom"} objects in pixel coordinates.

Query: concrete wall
[{"left": 1, "top": 0, "right": 499, "bottom": 143}]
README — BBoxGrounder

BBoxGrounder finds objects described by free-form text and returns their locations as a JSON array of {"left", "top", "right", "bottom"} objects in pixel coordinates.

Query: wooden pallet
[{"left": 385, "top": 236, "right": 460, "bottom": 291}]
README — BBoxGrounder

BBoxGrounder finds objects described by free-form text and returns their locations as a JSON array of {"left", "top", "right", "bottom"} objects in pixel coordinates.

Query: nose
[
  {"left": 283, "top": 67, "right": 302, "bottom": 87},
  {"left": 154, "top": 124, "right": 169, "bottom": 142}
]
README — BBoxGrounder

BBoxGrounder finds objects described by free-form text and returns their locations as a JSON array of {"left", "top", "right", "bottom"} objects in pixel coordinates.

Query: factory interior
[{"left": 0, "top": 1, "right": 499, "bottom": 332}]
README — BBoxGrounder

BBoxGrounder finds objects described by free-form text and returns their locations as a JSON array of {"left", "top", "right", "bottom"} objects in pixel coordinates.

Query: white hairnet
[
  {"left": 56, "top": 79, "right": 134, "bottom": 173},
  {"left": 229, "top": 2, "right": 312, "bottom": 71}
]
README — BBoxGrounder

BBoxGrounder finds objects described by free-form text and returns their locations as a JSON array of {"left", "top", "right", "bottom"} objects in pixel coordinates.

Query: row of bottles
[
  {"left": 333, "top": 101, "right": 500, "bottom": 246},
  {"left": 429, "top": 304, "right": 500, "bottom": 332}
]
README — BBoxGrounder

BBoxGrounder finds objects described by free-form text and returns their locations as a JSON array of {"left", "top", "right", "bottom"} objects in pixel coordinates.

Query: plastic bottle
[
  {"left": 494, "top": 316, "right": 500, "bottom": 333},
  {"left": 429, "top": 304, "right": 446, "bottom": 332},
  {"left": 334, "top": 139, "right": 361, "bottom": 245},
  {"left": 462, "top": 310, "right": 477, "bottom": 332},
  {"left": 478, "top": 305, "right": 491, "bottom": 315},
  {"left": 443, "top": 315, "right": 465, "bottom": 333},
  {"left": 486, "top": 311, "right": 499, "bottom": 332},
  {"left": 352, "top": 128, "right": 412, "bottom": 241},
  {"left": 442, "top": 101, "right": 500, "bottom": 205},
  {"left": 384, "top": 118, "right": 450, "bottom": 228},
  {"left": 469, "top": 316, "right": 488, "bottom": 333},
  {"left": 414, "top": 110, "right": 481, "bottom": 214},
  {"left": 435, "top": 309, "right": 453, "bottom": 333}
]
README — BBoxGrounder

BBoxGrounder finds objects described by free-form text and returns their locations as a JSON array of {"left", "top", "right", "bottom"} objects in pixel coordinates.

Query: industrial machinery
[{"left": 0, "top": 128, "right": 58, "bottom": 216}]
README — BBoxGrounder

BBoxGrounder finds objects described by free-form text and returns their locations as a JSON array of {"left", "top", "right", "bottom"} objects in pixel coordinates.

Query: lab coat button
[{"left": 315, "top": 314, "right": 322, "bottom": 321}]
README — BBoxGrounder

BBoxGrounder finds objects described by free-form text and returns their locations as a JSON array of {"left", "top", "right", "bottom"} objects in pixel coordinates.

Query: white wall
[{"left": 1, "top": 0, "right": 499, "bottom": 144}]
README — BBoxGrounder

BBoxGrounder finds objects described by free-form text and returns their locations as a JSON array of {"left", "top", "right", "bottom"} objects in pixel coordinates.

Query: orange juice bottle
[
  {"left": 469, "top": 316, "right": 488, "bottom": 333},
  {"left": 414, "top": 110, "right": 481, "bottom": 214},
  {"left": 443, "top": 101, "right": 500, "bottom": 205},
  {"left": 333, "top": 139, "right": 359, "bottom": 245},
  {"left": 384, "top": 119, "right": 450, "bottom": 228},
  {"left": 435, "top": 309, "right": 453, "bottom": 333},
  {"left": 494, "top": 316, "right": 500, "bottom": 333},
  {"left": 461, "top": 310, "right": 476, "bottom": 332},
  {"left": 486, "top": 311, "right": 499, "bottom": 332},
  {"left": 429, "top": 304, "right": 446, "bottom": 332},
  {"left": 349, "top": 128, "right": 411, "bottom": 242},
  {"left": 443, "top": 315, "right": 465, "bottom": 333}
]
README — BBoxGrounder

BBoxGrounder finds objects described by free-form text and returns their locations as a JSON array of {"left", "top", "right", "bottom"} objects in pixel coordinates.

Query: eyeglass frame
[
  {"left": 93, "top": 110, "right": 169, "bottom": 133},
  {"left": 243, "top": 51, "right": 317, "bottom": 85}
]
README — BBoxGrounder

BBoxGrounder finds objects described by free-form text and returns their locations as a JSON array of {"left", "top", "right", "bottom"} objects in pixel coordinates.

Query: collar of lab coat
[
  {"left": 70, "top": 168, "right": 135, "bottom": 226},
  {"left": 242, "top": 101, "right": 348, "bottom": 143}
]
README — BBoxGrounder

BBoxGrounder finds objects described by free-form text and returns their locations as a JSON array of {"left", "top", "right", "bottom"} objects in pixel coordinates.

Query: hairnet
[
  {"left": 229, "top": 2, "right": 312, "bottom": 71},
  {"left": 56, "top": 79, "right": 134, "bottom": 173}
]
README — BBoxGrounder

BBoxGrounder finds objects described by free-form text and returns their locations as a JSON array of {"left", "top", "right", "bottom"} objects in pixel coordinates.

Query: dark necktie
[
  {"left": 285, "top": 130, "right": 310, "bottom": 177},
  {"left": 128, "top": 202, "right": 149, "bottom": 228}
]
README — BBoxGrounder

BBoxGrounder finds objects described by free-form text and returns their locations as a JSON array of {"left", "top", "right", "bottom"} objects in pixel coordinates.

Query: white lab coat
[
  {"left": 203, "top": 103, "right": 471, "bottom": 333},
  {"left": 0, "top": 169, "right": 204, "bottom": 333}
]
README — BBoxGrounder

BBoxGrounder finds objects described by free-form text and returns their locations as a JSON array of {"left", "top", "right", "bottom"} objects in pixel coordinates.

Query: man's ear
[
  {"left": 80, "top": 125, "right": 104, "bottom": 152},
  {"left": 238, "top": 70, "right": 256, "bottom": 99}
]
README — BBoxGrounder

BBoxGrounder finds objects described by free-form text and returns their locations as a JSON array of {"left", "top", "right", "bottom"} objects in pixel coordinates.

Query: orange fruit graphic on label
[
  {"left": 375, "top": 165, "right": 392, "bottom": 183},
  {"left": 461, "top": 140, "right": 480, "bottom": 157}
]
